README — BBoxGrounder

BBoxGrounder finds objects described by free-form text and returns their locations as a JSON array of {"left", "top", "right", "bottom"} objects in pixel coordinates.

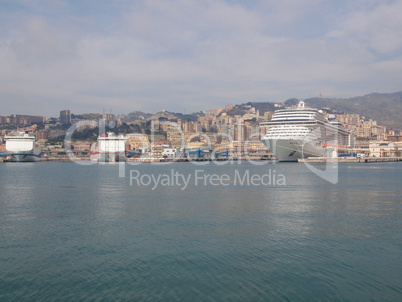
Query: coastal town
[{"left": 1, "top": 99, "right": 401, "bottom": 162}]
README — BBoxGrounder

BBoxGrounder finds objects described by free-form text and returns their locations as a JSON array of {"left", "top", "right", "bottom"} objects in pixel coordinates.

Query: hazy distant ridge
[
  {"left": 304, "top": 92, "right": 402, "bottom": 130},
  {"left": 121, "top": 91, "right": 402, "bottom": 130}
]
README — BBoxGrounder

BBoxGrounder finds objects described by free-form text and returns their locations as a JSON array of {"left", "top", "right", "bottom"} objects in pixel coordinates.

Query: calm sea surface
[{"left": 0, "top": 161, "right": 401, "bottom": 301}]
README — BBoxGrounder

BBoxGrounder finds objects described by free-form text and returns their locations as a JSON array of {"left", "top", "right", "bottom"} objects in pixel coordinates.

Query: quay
[
  {"left": 128, "top": 157, "right": 266, "bottom": 163},
  {"left": 298, "top": 157, "right": 402, "bottom": 163},
  {"left": 1, "top": 154, "right": 401, "bottom": 163}
]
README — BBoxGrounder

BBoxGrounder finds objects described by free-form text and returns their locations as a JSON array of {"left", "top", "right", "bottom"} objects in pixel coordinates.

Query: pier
[{"left": 298, "top": 157, "right": 402, "bottom": 163}]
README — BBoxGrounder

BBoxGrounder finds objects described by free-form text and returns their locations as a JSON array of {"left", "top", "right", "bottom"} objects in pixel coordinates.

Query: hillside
[
  {"left": 246, "top": 92, "right": 402, "bottom": 130},
  {"left": 121, "top": 110, "right": 200, "bottom": 123},
  {"left": 226, "top": 102, "right": 277, "bottom": 116},
  {"left": 120, "top": 111, "right": 153, "bottom": 122},
  {"left": 119, "top": 92, "right": 402, "bottom": 130},
  {"left": 304, "top": 92, "right": 402, "bottom": 130}
]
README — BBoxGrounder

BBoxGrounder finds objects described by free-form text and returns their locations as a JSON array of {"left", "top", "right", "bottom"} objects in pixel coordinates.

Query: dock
[{"left": 298, "top": 157, "right": 402, "bottom": 163}]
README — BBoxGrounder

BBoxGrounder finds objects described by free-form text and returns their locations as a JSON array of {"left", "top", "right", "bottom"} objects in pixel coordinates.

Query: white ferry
[
  {"left": 261, "top": 100, "right": 354, "bottom": 162},
  {"left": 90, "top": 132, "right": 127, "bottom": 162},
  {"left": 4, "top": 132, "right": 41, "bottom": 162}
]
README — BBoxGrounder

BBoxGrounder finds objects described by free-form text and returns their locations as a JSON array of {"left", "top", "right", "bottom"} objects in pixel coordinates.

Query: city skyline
[{"left": 1, "top": 0, "right": 402, "bottom": 117}]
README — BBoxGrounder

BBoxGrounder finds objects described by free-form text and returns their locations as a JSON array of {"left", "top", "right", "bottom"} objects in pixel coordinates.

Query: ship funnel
[{"left": 297, "top": 99, "right": 305, "bottom": 109}]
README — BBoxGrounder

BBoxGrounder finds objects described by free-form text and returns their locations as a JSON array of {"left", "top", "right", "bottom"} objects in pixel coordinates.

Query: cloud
[
  {"left": 0, "top": 0, "right": 401, "bottom": 117},
  {"left": 327, "top": 0, "right": 402, "bottom": 54}
]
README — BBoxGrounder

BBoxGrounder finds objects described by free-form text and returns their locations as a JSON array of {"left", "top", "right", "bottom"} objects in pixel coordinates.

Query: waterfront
[{"left": 0, "top": 162, "right": 401, "bottom": 301}]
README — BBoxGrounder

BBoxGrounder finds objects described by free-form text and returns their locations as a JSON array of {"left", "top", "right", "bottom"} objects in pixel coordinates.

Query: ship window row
[
  {"left": 269, "top": 127, "right": 309, "bottom": 130},
  {"left": 268, "top": 132, "right": 309, "bottom": 135},
  {"left": 269, "top": 128, "right": 309, "bottom": 131},
  {"left": 268, "top": 130, "right": 309, "bottom": 132},
  {"left": 273, "top": 115, "right": 316, "bottom": 119},
  {"left": 271, "top": 118, "right": 313, "bottom": 122},
  {"left": 275, "top": 111, "right": 316, "bottom": 115},
  {"left": 275, "top": 112, "right": 315, "bottom": 115},
  {"left": 275, "top": 111, "right": 317, "bottom": 115},
  {"left": 268, "top": 131, "right": 309, "bottom": 135},
  {"left": 268, "top": 128, "right": 309, "bottom": 131},
  {"left": 267, "top": 121, "right": 317, "bottom": 125}
]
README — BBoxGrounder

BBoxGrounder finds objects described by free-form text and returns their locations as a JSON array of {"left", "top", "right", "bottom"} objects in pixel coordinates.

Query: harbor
[
  {"left": 2, "top": 0, "right": 402, "bottom": 300},
  {"left": 3, "top": 155, "right": 402, "bottom": 163}
]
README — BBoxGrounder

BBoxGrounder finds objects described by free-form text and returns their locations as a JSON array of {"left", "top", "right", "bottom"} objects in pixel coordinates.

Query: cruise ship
[
  {"left": 4, "top": 132, "right": 41, "bottom": 162},
  {"left": 261, "top": 100, "right": 354, "bottom": 162},
  {"left": 90, "top": 132, "right": 127, "bottom": 162}
]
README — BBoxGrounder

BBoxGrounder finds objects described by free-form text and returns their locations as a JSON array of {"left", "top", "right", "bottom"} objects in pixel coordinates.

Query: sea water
[{"left": 0, "top": 161, "right": 401, "bottom": 301}]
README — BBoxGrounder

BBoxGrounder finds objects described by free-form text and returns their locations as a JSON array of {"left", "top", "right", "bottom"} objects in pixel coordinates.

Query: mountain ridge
[
  {"left": 304, "top": 91, "right": 402, "bottom": 130},
  {"left": 120, "top": 91, "right": 402, "bottom": 130}
]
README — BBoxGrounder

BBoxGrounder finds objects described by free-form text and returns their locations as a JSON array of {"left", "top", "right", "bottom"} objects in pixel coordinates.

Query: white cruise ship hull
[
  {"left": 8, "top": 152, "right": 41, "bottom": 162},
  {"left": 90, "top": 152, "right": 126, "bottom": 162},
  {"left": 91, "top": 132, "right": 127, "bottom": 163},
  {"left": 262, "top": 138, "right": 325, "bottom": 162},
  {"left": 5, "top": 132, "right": 42, "bottom": 162},
  {"left": 260, "top": 99, "right": 353, "bottom": 162}
]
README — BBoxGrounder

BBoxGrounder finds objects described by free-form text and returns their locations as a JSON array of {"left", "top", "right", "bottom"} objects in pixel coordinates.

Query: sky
[{"left": 0, "top": 0, "right": 401, "bottom": 117}]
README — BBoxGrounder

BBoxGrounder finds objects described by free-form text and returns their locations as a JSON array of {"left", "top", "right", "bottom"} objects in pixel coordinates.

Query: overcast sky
[{"left": 0, "top": 0, "right": 401, "bottom": 117}]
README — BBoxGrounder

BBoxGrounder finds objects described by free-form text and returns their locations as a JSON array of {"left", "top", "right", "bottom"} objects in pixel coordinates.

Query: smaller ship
[
  {"left": 90, "top": 132, "right": 127, "bottom": 162},
  {"left": 4, "top": 132, "right": 41, "bottom": 162}
]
